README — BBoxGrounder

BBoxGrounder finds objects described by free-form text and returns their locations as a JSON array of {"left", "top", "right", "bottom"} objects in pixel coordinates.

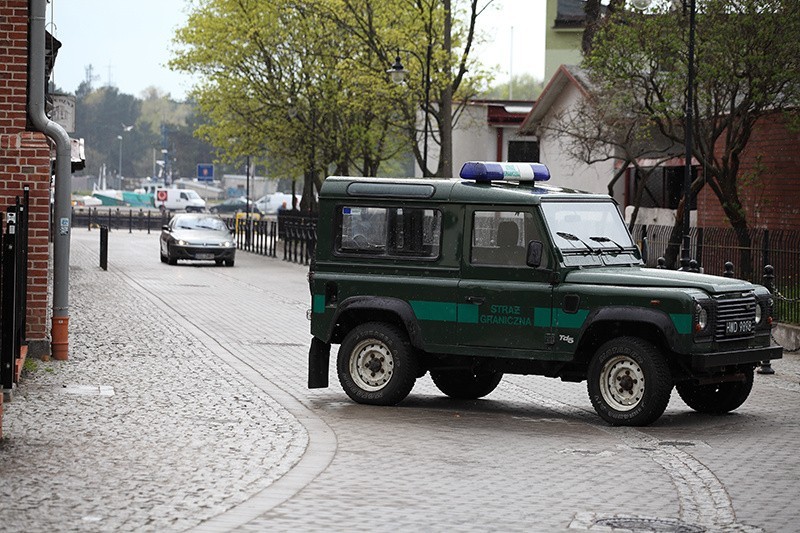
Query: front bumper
[
  {"left": 691, "top": 343, "right": 783, "bottom": 370},
  {"left": 172, "top": 245, "right": 235, "bottom": 261}
]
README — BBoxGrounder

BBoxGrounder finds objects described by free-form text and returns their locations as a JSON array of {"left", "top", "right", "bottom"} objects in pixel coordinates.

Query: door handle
[{"left": 465, "top": 296, "right": 485, "bottom": 305}]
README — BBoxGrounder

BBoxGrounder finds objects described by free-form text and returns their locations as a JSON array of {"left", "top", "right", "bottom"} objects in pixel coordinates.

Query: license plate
[
  {"left": 725, "top": 319, "right": 753, "bottom": 335},
  {"left": 195, "top": 253, "right": 214, "bottom": 260}
]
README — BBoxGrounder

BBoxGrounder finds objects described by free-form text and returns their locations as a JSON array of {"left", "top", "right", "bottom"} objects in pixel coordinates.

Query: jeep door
[{"left": 456, "top": 208, "right": 555, "bottom": 356}]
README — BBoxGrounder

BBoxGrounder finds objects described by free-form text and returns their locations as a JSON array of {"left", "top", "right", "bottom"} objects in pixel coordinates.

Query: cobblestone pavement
[{"left": 1, "top": 229, "right": 798, "bottom": 532}]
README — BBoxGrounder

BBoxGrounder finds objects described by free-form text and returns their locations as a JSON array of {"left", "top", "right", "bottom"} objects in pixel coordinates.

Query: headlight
[
  {"left": 177, "top": 239, "right": 188, "bottom": 246},
  {"left": 755, "top": 302, "right": 763, "bottom": 324},
  {"left": 695, "top": 302, "right": 708, "bottom": 331},
  {"left": 222, "top": 241, "right": 233, "bottom": 247}
]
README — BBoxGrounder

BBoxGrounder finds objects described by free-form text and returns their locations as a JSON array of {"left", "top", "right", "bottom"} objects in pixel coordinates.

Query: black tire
[
  {"left": 676, "top": 366, "right": 754, "bottom": 414},
  {"left": 430, "top": 368, "right": 503, "bottom": 399},
  {"left": 160, "top": 251, "right": 167, "bottom": 263},
  {"left": 167, "top": 246, "right": 177, "bottom": 266},
  {"left": 587, "top": 337, "right": 672, "bottom": 426},
  {"left": 215, "top": 259, "right": 223, "bottom": 266},
  {"left": 225, "top": 259, "right": 234, "bottom": 267},
  {"left": 337, "top": 322, "right": 418, "bottom": 406}
]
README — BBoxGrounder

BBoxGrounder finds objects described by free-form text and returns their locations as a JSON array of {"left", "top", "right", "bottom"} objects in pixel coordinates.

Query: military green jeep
[{"left": 307, "top": 162, "right": 782, "bottom": 426}]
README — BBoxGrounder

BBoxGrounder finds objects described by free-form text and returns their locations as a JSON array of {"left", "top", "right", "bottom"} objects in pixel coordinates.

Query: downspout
[{"left": 28, "top": 0, "right": 71, "bottom": 360}]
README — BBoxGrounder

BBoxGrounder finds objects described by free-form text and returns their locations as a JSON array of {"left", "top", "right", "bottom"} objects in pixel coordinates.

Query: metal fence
[
  {"left": 2, "top": 187, "right": 30, "bottom": 391},
  {"left": 71, "top": 207, "right": 319, "bottom": 266},
  {"left": 632, "top": 224, "right": 800, "bottom": 324},
  {"left": 71, "top": 207, "right": 170, "bottom": 233},
  {"left": 222, "top": 212, "right": 318, "bottom": 265}
]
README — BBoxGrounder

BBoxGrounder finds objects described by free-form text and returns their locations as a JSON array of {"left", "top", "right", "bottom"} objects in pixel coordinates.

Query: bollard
[
  {"left": 689, "top": 259, "right": 699, "bottom": 273},
  {"left": 656, "top": 257, "right": 666, "bottom": 269},
  {"left": 100, "top": 225, "right": 108, "bottom": 271},
  {"left": 758, "top": 264, "right": 776, "bottom": 375}
]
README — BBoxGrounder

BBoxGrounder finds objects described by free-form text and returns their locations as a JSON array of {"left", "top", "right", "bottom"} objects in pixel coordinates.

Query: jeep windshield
[{"left": 541, "top": 200, "right": 639, "bottom": 266}]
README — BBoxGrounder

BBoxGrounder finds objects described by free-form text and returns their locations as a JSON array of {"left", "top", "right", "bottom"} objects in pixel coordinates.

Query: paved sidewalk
[
  {"left": 1, "top": 229, "right": 799, "bottom": 533},
  {"left": 1, "top": 230, "right": 312, "bottom": 531}
]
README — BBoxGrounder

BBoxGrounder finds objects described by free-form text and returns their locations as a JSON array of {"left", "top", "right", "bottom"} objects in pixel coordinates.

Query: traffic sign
[{"left": 197, "top": 164, "right": 214, "bottom": 182}]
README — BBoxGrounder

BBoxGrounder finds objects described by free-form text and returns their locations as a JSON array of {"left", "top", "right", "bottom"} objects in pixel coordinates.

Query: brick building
[
  {"left": 696, "top": 111, "right": 800, "bottom": 231},
  {"left": 1, "top": 0, "right": 54, "bottom": 356}
]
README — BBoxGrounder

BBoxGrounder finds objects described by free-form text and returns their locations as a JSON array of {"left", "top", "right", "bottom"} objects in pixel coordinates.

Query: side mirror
[
  {"left": 526, "top": 240, "right": 543, "bottom": 268},
  {"left": 162, "top": 225, "right": 169, "bottom": 231}
]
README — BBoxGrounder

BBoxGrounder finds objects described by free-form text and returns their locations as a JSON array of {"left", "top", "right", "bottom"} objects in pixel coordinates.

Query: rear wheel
[
  {"left": 430, "top": 368, "right": 503, "bottom": 399},
  {"left": 337, "top": 322, "right": 418, "bottom": 406},
  {"left": 588, "top": 336, "right": 672, "bottom": 426},
  {"left": 676, "top": 367, "right": 754, "bottom": 414}
]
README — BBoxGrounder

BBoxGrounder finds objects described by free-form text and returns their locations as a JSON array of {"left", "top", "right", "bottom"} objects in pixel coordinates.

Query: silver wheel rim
[
  {"left": 599, "top": 354, "right": 645, "bottom": 412},
  {"left": 349, "top": 339, "right": 394, "bottom": 392}
]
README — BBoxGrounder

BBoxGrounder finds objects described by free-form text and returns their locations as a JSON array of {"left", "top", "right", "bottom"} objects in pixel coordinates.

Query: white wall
[{"left": 536, "top": 83, "right": 622, "bottom": 201}]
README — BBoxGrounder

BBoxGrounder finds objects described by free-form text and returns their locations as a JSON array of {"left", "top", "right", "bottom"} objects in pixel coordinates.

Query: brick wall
[
  {"left": 1, "top": 0, "right": 53, "bottom": 351},
  {"left": 696, "top": 112, "right": 800, "bottom": 231}
]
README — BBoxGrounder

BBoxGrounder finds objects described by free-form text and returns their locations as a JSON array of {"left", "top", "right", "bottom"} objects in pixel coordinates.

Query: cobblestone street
[{"left": 1, "top": 229, "right": 798, "bottom": 532}]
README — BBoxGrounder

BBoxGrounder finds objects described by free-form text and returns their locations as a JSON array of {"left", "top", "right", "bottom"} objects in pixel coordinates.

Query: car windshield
[
  {"left": 541, "top": 201, "right": 634, "bottom": 253},
  {"left": 174, "top": 216, "right": 228, "bottom": 231}
]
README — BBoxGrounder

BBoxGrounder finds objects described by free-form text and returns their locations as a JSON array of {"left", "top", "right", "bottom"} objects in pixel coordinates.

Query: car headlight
[
  {"left": 695, "top": 302, "right": 708, "bottom": 331},
  {"left": 177, "top": 239, "right": 188, "bottom": 246},
  {"left": 754, "top": 302, "right": 763, "bottom": 324},
  {"left": 222, "top": 241, "right": 233, "bottom": 247}
]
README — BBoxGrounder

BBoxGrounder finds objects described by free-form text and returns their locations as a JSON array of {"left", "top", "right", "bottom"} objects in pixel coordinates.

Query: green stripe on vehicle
[
  {"left": 554, "top": 309, "right": 589, "bottom": 329},
  {"left": 533, "top": 307, "right": 552, "bottom": 327},
  {"left": 410, "top": 300, "right": 458, "bottom": 322},
  {"left": 670, "top": 313, "right": 693, "bottom": 335},
  {"left": 457, "top": 303, "right": 479, "bottom": 324},
  {"left": 312, "top": 294, "right": 326, "bottom": 314}
]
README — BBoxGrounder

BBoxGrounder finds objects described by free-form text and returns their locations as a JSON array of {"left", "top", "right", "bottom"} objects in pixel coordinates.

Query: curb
[{"left": 774, "top": 322, "right": 800, "bottom": 353}]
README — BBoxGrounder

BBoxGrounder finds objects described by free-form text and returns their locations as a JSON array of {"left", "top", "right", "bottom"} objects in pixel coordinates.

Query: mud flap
[{"left": 308, "top": 337, "right": 331, "bottom": 389}]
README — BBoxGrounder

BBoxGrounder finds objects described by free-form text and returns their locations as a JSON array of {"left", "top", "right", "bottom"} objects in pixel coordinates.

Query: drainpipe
[{"left": 28, "top": 0, "right": 71, "bottom": 360}]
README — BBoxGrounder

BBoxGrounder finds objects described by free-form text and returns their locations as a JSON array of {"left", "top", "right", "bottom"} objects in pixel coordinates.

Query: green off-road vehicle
[{"left": 307, "top": 162, "right": 782, "bottom": 426}]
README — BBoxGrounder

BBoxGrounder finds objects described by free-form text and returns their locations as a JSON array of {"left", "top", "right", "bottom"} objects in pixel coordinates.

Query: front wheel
[
  {"left": 676, "top": 367, "right": 754, "bottom": 414},
  {"left": 430, "top": 368, "right": 503, "bottom": 399},
  {"left": 587, "top": 337, "right": 672, "bottom": 426},
  {"left": 337, "top": 322, "right": 418, "bottom": 406}
]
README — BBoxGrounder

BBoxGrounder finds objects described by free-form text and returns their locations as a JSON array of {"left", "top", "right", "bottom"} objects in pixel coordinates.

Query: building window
[{"left": 508, "top": 141, "right": 540, "bottom": 163}]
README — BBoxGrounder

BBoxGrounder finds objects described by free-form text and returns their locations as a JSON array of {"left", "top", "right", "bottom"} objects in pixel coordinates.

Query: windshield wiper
[
  {"left": 556, "top": 231, "right": 598, "bottom": 253},
  {"left": 590, "top": 235, "right": 625, "bottom": 251}
]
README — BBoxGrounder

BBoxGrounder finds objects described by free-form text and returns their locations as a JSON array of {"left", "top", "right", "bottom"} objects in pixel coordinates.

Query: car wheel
[
  {"left": 337, "top": 322, "right": 418, "bottom": 406},
  {"left": 430, "top": 368, "right": 503, "bottom": 399},
  {"left": 167, "top": 246, "right": 177, "bottom": 266},
  {"left": 215, "top": 259, "right": 223, "bottom": 266},
  {"left": 160, "top": 250, "right": 167, "bottom": 263},
  {"left": 224, "top": 259, "right": 234, "bottom": 267},
  {"left": 587, "top": 336, "right": 672, "bottom": 426},
  {"left": 676, "top": 366, "right": 754, "bottom": 414}
]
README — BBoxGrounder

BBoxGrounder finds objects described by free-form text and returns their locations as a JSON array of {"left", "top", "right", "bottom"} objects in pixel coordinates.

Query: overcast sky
[{"left": 50, "top": 0, "right": 546, "bottom": 101}]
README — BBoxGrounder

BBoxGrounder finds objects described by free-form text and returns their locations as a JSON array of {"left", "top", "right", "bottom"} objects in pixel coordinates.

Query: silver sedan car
[{"left": 159, "top": 213, "right": 236, "bottom": 266}]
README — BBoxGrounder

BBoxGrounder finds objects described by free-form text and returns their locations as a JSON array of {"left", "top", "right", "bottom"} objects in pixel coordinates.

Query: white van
[
  {"left": 154, "top": 188, "right": 206, "bottom": 212},
  {"left": 255, "top": 192, "right": 301, "bottom": 214}
]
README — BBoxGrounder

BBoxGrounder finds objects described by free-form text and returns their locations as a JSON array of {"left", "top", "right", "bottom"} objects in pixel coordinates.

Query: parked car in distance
[
  {"left": 160, "top": 213, "right": 236, "bottom": 266},
  {"left": 208, "top": 197, "right": 263, "bottom": 216},
  {"left": 255, "top": 192, "right": 301, "bottom": 214}
]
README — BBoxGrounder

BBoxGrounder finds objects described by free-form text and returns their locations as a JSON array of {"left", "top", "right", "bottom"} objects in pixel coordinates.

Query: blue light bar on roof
[{"left": 460, "top": 161, "right": 550, "bottom": 182}]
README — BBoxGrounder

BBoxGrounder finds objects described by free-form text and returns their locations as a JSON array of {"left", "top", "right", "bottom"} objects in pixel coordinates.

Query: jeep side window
[
  {"left": 471, "top": 211, "right": 537, "bottom": 267},
  {"left": 337, "top": 206, "right": 441, "bottom": 258}
]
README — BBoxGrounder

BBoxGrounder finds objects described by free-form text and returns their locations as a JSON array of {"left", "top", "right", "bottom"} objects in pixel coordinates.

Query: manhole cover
[{"left": 594, "top": 517, "right": 705, "bottom": 532}]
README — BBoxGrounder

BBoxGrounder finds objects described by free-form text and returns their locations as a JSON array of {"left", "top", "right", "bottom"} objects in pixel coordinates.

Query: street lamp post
[
  {"left": 633, "top": 0, "right": 696, "bottom": 269},
  {"left": 388, "top": 46, "right": 432, "bottom": 176},
  {"left": 117, "top": 135, "right": 123, "bottom": 185},
  {"left": 680, "top": 0, "right": 697, "bottom": 271}
]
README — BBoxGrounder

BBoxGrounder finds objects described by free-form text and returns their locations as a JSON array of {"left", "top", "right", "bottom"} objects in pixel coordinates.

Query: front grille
[{"left": 714, "top": 292, "right": 756, "bottom": 341}]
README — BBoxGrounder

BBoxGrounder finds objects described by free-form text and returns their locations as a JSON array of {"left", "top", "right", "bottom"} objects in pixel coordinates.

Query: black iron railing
[{"left": 2, "top": 187, "right": 30, "bottom": 391}]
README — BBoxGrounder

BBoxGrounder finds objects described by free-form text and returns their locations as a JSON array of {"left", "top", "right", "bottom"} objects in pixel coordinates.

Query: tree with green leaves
[
  {"left": 572, "top": 0, "right": 800, "bottom": 274},
  {"left": 170, "top": 0, "right": 413, "bottom": 211}
]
